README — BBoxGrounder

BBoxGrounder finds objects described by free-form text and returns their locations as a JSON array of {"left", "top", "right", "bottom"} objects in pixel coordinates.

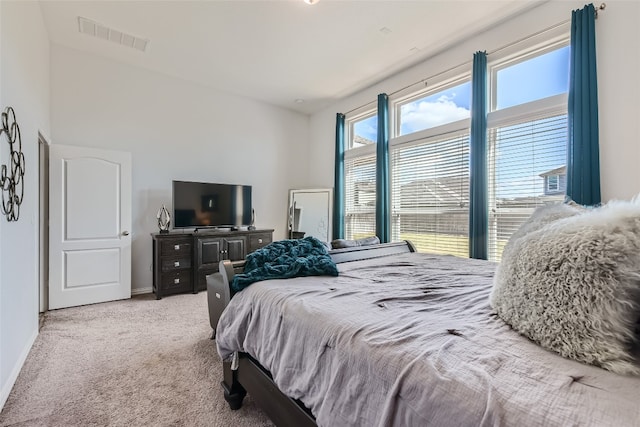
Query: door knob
[{"left": 122, "top": 231, "right": 130, "bottom": 236}]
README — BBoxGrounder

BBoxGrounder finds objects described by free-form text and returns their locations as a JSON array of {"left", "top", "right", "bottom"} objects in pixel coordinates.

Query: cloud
[
  {"left": 401, "top": 94, "right": 469, "bottom": 134},
  {"left": 357, "top": 122, "right": 377, "bottom": 141}
]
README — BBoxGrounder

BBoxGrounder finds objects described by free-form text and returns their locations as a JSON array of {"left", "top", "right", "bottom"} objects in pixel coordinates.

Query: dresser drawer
[
  {"left": 161, "top": 257, "right": 191, "bottom": 271},
  {"left": 160, "top": 240, "right": 192, "bottom": 257},
  {"left": 160, "top": 270, "right": 192, "bottom": 292},
  {"left": 249, "top": 233, "right": 272, "bottom": 252}
]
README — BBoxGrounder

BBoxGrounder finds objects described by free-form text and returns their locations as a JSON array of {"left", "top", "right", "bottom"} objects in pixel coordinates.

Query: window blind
[
  {"left": 345, "top": 153, "right": 376, "bottom": 240},
  {"left": 391, "top": 132, "right": 470, "bottom": 257},
  {"left": 487, "top": 113, "right": 567, "bottom": 261}
]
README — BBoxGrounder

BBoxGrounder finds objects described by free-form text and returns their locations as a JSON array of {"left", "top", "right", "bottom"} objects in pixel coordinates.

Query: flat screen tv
[{"left": 172, "top": 180, "right": 252, "bottom": 229}]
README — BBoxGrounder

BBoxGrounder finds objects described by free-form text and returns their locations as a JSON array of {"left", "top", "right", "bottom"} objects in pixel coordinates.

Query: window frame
[
  {"left": 347, "top": 107, "right": 377, "bottom": 151},
  {"left": 489, "top": 36, "right": 570, "bottom": 112},
  {"left": 345, "top": 104, "right": 378, "bottom": 167},
  {"left": 343, "top": 105, "right": 378, "bottom": 240},
  {"left": 486, "top": 35, "right": 570, "bottom": 261},
  {"left": 388, "top": 72, "right": 472, "bottom": 254}
]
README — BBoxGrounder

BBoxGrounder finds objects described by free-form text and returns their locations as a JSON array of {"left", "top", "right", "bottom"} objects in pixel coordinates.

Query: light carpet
[{"left": 0, "top": 292, "right": 274, "bottom": 427}]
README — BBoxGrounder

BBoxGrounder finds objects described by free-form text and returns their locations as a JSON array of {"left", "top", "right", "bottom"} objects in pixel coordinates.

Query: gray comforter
[{"left": 216, "top": 252, "right": 640, "bottom": 427}]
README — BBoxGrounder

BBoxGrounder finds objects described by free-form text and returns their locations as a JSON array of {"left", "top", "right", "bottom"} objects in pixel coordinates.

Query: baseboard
[
  {"left": 0, "top": 329, "right": 38, "bottom": 411},
  {"left": 131, "top": 287, "right": 153, "bottom": 296}
]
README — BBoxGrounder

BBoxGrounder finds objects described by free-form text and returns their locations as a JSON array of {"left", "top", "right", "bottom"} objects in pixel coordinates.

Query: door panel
[
  {"left": 65, "top": 248, "right": 120, "bottom": 287},
  {"left": 49, "top": 145, "right": 131, "bottom": 310},
  {"left": 198, "top": 238, "right": 223, "bottom": 268},
  {"left": 226, "top": 237, "right": 246, "bottom": 261},
  {"left": 65, "top": 158, "right": 120, "bottom": 240}
]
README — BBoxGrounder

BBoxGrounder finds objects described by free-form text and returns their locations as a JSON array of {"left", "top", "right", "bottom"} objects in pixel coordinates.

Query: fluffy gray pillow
[
  {"left": 506, "top": 202, "right": 584, "bottom": 241},
  {"left": 490, "top": 198, "right": 640, "bottom": 374}
]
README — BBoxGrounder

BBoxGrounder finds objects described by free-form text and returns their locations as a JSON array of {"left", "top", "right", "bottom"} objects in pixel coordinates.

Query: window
[
  {"left": 487, "top": 41, "right": 569, "bottom": 261},
  {"left": 390, "top": 78, "right": 471, "bottom": 256},
  {"left": 349, "top": 113, "right": 377, "bottom": 148},
  {"left": 340, "top": 32, "right": 569, "bottom": 260},
  {"left": 396, "top": 81, "right": 471, "bottom": 136},
  {"left": 391, "top": 131, "right": 470, "bottom": 257},
  {"left": 495, "top": 47, "right": 570, "bottom": 110},
  {"left": 344, "top": 110, "right": 377, "bottom": 240}
]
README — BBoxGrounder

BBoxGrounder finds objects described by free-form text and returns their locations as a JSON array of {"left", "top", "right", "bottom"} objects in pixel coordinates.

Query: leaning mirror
[{"left": 288, "top": 188, "right": 333, "bottom": 243}]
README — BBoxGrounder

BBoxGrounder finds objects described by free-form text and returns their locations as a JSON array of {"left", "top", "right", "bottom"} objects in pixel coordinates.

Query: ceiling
[{"left": 39, "top": 0, "right": 542, "bottom": 115}]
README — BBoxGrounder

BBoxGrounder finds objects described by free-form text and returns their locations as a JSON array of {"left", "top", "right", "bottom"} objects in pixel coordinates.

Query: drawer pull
[
  {"left": 174, "top": 261, "right": 180, "bottom": 267},
  {"left": 258, "top": 238, "right": 263, "bottom": 244},
  {"left": 174, "top": 244, "right": 180, "bottom": 250},
  {"left": 174, "top": 278, "right": 180, "bottom": 284}
]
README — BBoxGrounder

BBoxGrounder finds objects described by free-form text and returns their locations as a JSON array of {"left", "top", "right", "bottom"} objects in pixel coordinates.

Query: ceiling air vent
[{"left": 78, "top": 17, "right": 149, "bottom": 52}]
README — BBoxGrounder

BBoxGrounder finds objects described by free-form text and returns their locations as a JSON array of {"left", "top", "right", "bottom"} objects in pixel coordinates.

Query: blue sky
[
  {"left": 497, "top": 46, "right": 569, "bottom": 109},
  {"left": 353, "top": 115, "right": 377, "bottom": 145}
]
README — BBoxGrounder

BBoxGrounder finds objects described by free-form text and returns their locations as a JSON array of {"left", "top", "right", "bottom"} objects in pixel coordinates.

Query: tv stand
[{"left": 151, "top": 228, "right": 274, "bottom": 299}]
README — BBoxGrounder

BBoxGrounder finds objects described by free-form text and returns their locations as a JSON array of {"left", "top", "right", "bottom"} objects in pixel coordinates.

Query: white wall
[
  {"left": 308, "top": 0, "right": 640, "bottom": 202},
  {"left": 50, "top": 45, "right": 309, "bottom": 293},
  {"left": 0, "top": 0, "right": 50, "bottom": 409},
  {"left": 595, "top": 0, "right": 640, "bottom": 201}
]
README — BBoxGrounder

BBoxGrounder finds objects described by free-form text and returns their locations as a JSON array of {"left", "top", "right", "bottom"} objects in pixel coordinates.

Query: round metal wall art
[{"left": 0, "top": 107, "right": 25, "bottom": 222}]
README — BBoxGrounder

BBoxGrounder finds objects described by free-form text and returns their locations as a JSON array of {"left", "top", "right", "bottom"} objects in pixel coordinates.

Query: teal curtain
[
  {"left": 333, "top": 113, "right": 345, "bottom": 240},
  {"left": 376, "top": 94, "right": 391, "bottom": 243},
  {"left": 567, "top": 3, "right": 601, "bottom": 206},
  {"left": 469, "top": 51, "right": 488, "bottom": 260}
]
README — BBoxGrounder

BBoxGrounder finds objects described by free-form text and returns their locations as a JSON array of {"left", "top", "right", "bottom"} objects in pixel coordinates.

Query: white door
[{"left": 49, "top": 145, "right": 132, "bottom": 310}]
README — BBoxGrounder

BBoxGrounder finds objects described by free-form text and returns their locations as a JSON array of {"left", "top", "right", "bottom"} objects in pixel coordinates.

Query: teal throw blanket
[{"left": 232, "top": 236, "right": 338, "bottom": 292}]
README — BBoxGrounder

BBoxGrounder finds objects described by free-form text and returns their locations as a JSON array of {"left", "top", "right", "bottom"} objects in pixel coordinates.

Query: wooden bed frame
[{"left": 206, "top": 240, "right": 416, "bottom": 426}]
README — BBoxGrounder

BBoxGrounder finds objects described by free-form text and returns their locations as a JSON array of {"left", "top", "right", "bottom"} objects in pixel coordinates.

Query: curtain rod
[
  {"left": 344, "top": 100, "right": 376, "bottom": 116},
  {"left": 343, "top": 2, "right": 606, "bottom": 116}
]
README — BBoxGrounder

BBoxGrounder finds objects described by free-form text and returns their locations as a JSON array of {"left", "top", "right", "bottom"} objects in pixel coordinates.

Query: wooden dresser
[{"left": 151, "top": 229, "right": 273, "bottom": 299}]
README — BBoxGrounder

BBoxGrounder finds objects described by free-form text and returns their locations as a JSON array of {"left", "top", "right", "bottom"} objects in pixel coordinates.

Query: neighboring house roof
[
  {"left": 496, "top": 195, "right": 565, "bottom": 208},
  {"left": 400, "top": 177, "right": 467, "bottom": 208},
  {"left": 539, "top": 165, "right": 566, "bottom": 177},
  {"left": 354, "top": 135, "right": 375, "bottom": 145},
  {"left": 357, "top": 173, "right": 564, "bottom": 211}
]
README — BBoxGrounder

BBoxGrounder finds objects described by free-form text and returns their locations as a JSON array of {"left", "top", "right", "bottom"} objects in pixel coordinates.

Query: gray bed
[{"left": 215, "top": 249, "right": 640, "bottom": 426}]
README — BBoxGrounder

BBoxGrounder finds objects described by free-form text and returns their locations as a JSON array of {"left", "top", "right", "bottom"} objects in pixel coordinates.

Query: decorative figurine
[{"left": 157, "top": 205, "right": 171, "bottom": 233}]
